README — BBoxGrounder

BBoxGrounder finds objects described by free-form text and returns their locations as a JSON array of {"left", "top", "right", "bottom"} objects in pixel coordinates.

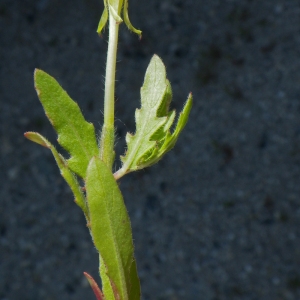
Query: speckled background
[{"left": 1, "top": 0, "right": 300, "bottom": 299}]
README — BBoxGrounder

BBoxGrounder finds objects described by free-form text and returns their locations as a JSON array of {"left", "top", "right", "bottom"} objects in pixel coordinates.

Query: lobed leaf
[
  {"left": 138, "top": 93, "right": 193, "bottom": 168},
  {"left": 120, "top": 55, "right": 169, "bottom": 171},
  {"left": 34, "top": 69, "right": 99, "bottom": 179},
  {"left": 86, "top": 157, "right": 140, "bottom": 300},
  {"left": 117, "top": 55, "right": 192, "bottom": 178}
]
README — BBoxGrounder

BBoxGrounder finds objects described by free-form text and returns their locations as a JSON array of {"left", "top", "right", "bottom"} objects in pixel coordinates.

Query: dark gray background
[{"left": 1, "top": 0, "right": 300, "bottom": 299}]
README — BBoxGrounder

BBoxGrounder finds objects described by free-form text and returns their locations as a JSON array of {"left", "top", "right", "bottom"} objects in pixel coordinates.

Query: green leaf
[
  {"left": 86, "top": 157, "right": 140, "bottom": 300},
  {"left": 123, "top": 0, "right": 142, "bottom": 37},
  {"left": 160, "top": 93, "right": 192, "bottom": 153},
  {"left": 139, "top": 93, "right": 193, "bottom": 168},
  {"left": 97, "top": 2, "right": 108, "bottom": 35},
  {"left": 100, "top": 254, "right": 116, "bottom": 300},
  {"left": 97, "top": 0, "right": 141, "bottom": 37},
  {"left": 127, "top": 258, "right": 140, "bottom": 300},
  {"left": 117, "top": 55, "right": 192, "bottom": 178},
  {"left": 83, "top": 272, "right": 105, "bottom": 300},
  {"left": 120, "top": 55, "right": 169, "bottom": 171},
  {"left": 34, "top": 69, "right": 99, "bottom": 179},
  {"left": 24, "top": 132, "right": 89, "bottom": 218}
]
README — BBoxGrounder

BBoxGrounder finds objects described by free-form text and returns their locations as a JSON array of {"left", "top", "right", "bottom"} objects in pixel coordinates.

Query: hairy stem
[{"left": 100, "top": 10, "right": 120, "bottom": 169}]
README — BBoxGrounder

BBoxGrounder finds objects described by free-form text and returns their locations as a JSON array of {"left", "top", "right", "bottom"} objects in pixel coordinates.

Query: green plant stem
[
  {"left": 114, "top": 165, "right": 126, "bottom": 180},
  {"left": 100, "top": 11, "right": 120, "bottom": 169}
]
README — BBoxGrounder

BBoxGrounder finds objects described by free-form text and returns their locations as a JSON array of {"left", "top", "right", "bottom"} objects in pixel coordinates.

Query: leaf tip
[
  {"left": 33, "top": 69, "right": 43, "bottom": 95},
  {"left": 24, "top": 131, "right": 50, "bottom": 148},
  {"left": 152, "top": 53, "right": 159, "bottom": 60},
  {"left": 34, "top": 68, "right": 43, "bottom": 79},
  {"left": 187, "top": 92, "right": 193, "bottom": 107},
  {"left": 83, "top": 272, "right": 104, "bottom": 300}
]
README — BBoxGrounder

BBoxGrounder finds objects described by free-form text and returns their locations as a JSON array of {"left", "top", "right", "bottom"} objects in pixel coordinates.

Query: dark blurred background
[{"left": 1, "top": 0, "right": 300, "bottom": 299}]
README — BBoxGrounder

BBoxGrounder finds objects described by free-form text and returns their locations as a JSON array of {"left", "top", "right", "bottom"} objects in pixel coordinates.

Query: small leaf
[
  {"left": 24, "top": 132, "right": 89, "bottom": 218},
  {"left": 120, "top": 55, "right": 169, "bottom": 172},
  {"left": 24, "top": 131, "right": 51, "bottom": 148},
  {"left": 34, "top": 69, "right": 99, "bottom": 179},
  {"left": 116, "top": 55, "right": 192, "bottom": 179},
  {"left": 97, "top": 0, "right": 141, "bottom": 37},
  {"left": 86, "top": 157, "right": 140, "bottom": 300},
  {"left": 97, "top": 2, "right": 109, "bottom": 35},
  {"left": 84, "top": 272, "right": 105, "bottom": 300},
  {"left": 123, "top": 0, "right": 142, "bottom": 38}
]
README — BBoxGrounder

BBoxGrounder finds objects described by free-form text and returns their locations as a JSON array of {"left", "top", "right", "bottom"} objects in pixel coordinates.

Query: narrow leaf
[
  {"left": 84, "top": 272, "right": 105, "bottom": 300},
  {"left": 86, "top": 157, "right": 140, "bottom": 300},
  {"left": 161, "top": 93, "right": 193, "bottom": 152},
  {"left": 97, "top": 1, "right": 109, "bottom": 35},
  {"left": 34, "top": 69, "right": 99, "bottom": 179},
  {"left": 128, "top": 258, "right": 141, "bottom": 300},
  {"left": 24, "top": 132, "right": 89, "bottom": 218},
  {"left": 24, "top": 131, "right": 51, "bottom": 148},
  {"left": 100, "top": 254, "right": 116, "bottom": 300},
  {"left": 123, "top": 0, "right": 142, "bottom": 38}
]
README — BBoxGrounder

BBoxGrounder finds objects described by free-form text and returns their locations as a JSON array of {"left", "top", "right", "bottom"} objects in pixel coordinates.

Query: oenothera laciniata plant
[{"left": 24, "top": 0, "right": 192, "bottom": 299}]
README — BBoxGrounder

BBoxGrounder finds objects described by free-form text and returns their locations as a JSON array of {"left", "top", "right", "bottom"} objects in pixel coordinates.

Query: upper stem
[{"left": 100, "top": 10, "right": 120, "bottom": 169}]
